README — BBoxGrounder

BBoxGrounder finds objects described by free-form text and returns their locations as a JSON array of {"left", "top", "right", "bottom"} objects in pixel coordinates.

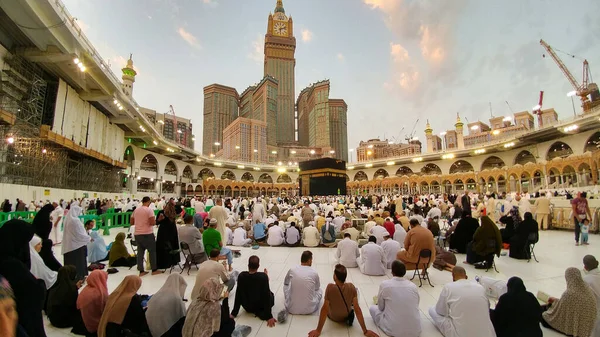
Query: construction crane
[
  {"left": 532, "top": 91, "right": 544, "bottom": 127},
  {"left": 404, "top": 119, "right": 419, "bottom": 143},
  {"left": 540, "top": 39, "right": 600, "bottom": 112}
]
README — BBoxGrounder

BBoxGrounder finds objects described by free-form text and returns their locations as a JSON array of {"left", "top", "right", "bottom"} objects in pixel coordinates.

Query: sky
[{"left": 61, "top": 0, "right": 600, "bottom": 154}]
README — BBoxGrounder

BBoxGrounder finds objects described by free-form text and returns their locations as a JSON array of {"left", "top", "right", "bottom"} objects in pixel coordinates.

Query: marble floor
[{"left": 45, "top": 229, "right": 596, "bottom": 337}]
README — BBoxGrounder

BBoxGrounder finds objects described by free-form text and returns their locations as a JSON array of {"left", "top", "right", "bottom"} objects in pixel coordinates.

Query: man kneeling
[{"left": 231, "top": 255, "right": 277, "bottom": 327}]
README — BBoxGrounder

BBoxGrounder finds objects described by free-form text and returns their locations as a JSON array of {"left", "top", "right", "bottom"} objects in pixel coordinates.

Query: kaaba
[{"left": 298, "top": 158, "right": 347, "bottom": 196}]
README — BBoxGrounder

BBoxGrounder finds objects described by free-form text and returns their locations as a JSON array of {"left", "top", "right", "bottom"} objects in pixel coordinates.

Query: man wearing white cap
[
  {"left": 232, "top": 223, "right": 252, "bottom": 246},
  {"left": 381, "top": 231, "right": 401, "bottom": 269}
]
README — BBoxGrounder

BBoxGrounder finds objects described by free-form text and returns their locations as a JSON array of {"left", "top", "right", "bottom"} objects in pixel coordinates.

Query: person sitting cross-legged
[
  {"left": 232, "top": 223, "right": 252, "bottom": 246},
  {"left": 231, "top": 255, "right": 277, "bottom": 328},
  {"left": 428, "top": 266, "right": 495, "bottom": 337},
  {"left": 283, "top": 250, "right": 322, "bottom": 315},
  {"left": 308, "top": 264, "right": 379, "bottom": 337},
  {"left": 191, "top": 249, "right": 235, "bottom": 303},
  {"left": 369, "top": 261, "right": 421, "bottom": 337},
  {"left": 357, "top": 236, "right": 386, "bottom": 276},
  {"left": 336, "top": 233, "right": 360, "bottom": 268}
]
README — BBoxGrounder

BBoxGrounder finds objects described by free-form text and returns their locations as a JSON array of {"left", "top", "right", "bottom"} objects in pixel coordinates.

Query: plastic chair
[{"left": 410, "top": 249, "right": 434, "bottom": 287}]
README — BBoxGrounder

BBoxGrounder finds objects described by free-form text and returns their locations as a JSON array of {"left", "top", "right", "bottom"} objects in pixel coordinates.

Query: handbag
[{"left": 336, "top": 284, "right": 355, "bottom": 326}]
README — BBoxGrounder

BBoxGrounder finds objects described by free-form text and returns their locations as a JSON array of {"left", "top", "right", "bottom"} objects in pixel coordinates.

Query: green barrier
[
  {"left": 99, "top": 212, "right": 133, "bottom": 235},
  {"left": 106, "top": 208, "right": 115, "bottom": 214},
  {"left": 205, "top": 205, "right": 213, "bottom": 212},
  {"left": 86, "top": 210, "right": 97, "bottom": 215},
  {"left": 185, "top": 207, "right": 195, "bottom": 216},
  {"left": 0, "top": 218, "right": 33, "bottom": 229},
  {"left": 0, "top": 211, "right": 37, "bottom": 223}
]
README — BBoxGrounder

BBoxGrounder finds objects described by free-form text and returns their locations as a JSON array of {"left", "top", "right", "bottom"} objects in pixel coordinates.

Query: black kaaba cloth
[{"left": 298, "top": 158, "right": 347, "bottom": 196}]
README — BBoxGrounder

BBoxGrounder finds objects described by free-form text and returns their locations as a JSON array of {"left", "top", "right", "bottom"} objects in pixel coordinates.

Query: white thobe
[
  {"left": 427, "top": 207, "right": 442, "bottom": 219},
  {"left": 252, "top": 203, "right": 266, "bottom": 224},
  {"left": 267, "top": 225, "right": 285, "bottom": 246},
  {"left": 50, "top": 206, "right": 64, "bottom": 243},
  {"left": 429, "top": 280, "right": 495, "bottom": 337},
  {"left": 302, "top": 226, "right": 320, "bottom": 247},
  {"left": 284, "top": 265, "right": 322, "bottom": 315},
  {"left": 362, "top": 221, "right": 376, "bottom": 238},
  {"left": 335, "top": 238, "right": 360, "bottom": 268},
  {"left": 357, "top": 242, "right": 386, "bottom": 276},
  {"left": 518, "top": 199, "right": 531, "bottom": 218},
  {"left": 225, "top": 227, "right": 233, "bottom": 245},
  {"left": 393, "top": 224, "right": 406, "bottom": 248},
  {"left": 369, "top": 278, "right": 421, "bottom": 337},
  {"left": 194, "top": 201, "right": 205, "bottom": 213},
  {"left": 285, "top": 227, "right": 300, "bottom": 245},
  {"left": 209, "top": 206, "right": 228, "bottom": 246},
  {"left": 583, "top": 268, "right": 600, "bottom": 336},
  {"left": 205, "top": 199, "right": 214, "bottom": 207},
  {"left": 381, "top": 239, "right": 401, "bottom": 268},
  {"left": 371, "top": 225, "right": 388, "bottom": 245},
  {"left": 332, "top": 216, "right": 345, "bottom": 232},
  {"left": 232, "top": 227, "right": 251, "bottom": 246}
]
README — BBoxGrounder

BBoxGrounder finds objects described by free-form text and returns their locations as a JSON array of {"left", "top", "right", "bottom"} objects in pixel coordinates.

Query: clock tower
[{"left": 264, "top": 0, "right": 296, "bottom": 144}]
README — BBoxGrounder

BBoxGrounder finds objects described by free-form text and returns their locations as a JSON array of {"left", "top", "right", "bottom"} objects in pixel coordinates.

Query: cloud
[
  {"left": 203, "top": 0, "right": 218, "bottom": 7},
  {"left": 177, "top": 27, "right": 201, "bottom": 49},
  {"left": 366, "top": 0, "right": 467, "bottom": 100},
  {"left": 301, "top": 29, "right": 313, "bottom": 43},
  {"left": 248, "top": 34, "right": 265, "bottom": 63},
  {"left": 337, "top": 53, "right": 345, "bottom": 61}
]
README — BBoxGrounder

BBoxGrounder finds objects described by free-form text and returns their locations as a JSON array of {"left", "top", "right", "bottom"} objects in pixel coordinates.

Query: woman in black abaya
[
  {"left": 33, "top": 204, "right": 63, "bottom": 271},
  {"left": 155, "top": 209, "right": 181, "bottom": 270},
  {"left": 0, "top": 219, "right": 47, "bottom": 337}
]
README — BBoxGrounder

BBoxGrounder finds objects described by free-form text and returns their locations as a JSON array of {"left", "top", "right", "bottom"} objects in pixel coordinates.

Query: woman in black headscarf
[
  {"left": 33, "top": 204, "right": 63, "bottom": 271},
  {"left": 448, "top": 213, "right": 479, "bottom": 253},
  {"left": 466, "top": 216, "right": 502, "bottom": 266},
  {"left": 490, "top": 276, "right": 542, "bottom": 337},
  {"left": 0, "top": 219, "right": 47, "bottom": 337},
  {"left": 509, "top": 212, "right": 539, "bottom": 260},
  {"left": 155, "top": 209, "right": 181, "bottom": 270},
  {"left": 46, "top": 265, "right": 87, "bottom": 334},
  {"left": 500, "top": 206, "right": 520, "bottom": 244}
]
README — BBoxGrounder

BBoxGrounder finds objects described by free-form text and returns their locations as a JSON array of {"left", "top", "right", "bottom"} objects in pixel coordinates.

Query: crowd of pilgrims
[{"left": 0, "top": 191, "right": 599, "bottom": 337}]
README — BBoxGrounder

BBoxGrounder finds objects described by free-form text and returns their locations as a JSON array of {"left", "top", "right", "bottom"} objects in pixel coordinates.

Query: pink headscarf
[{"left": 76, "top": 270, "right": 108, "bottom": 333}]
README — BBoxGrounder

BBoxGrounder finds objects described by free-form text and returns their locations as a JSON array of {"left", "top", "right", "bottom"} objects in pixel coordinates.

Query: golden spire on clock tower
[{"left": 275, "top": 0, "right": 285, "bottom": 13}]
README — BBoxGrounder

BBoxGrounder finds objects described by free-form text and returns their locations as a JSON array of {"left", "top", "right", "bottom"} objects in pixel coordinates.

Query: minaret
[
  {"left": 455, "top": 113, "right": 465, "bottom": 149},
  {"left": 425, "top": 119, "right": 434, "bottom": 153},
  {"left": 121, "top": 54, "right": 137, "bottom": 97}
]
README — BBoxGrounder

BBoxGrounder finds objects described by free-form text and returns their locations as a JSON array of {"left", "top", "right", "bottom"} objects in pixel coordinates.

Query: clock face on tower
[{"left": 273, "top": 21, "right": 287, "bottom": 36}]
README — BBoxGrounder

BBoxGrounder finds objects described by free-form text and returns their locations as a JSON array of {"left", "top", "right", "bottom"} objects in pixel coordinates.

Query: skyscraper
[
  {"left": 202, "top": 84, "right": 239, "bottom": 156},
  {"left": 264, "top": 0, "right": 296, "bottom": 144}
]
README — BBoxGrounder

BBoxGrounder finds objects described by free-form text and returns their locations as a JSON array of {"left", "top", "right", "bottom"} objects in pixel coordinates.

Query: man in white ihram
[
  {"left": 266, "top": 221, "right": 285, "bottom": 246},
  {"left": 252, "top": 198, "right": 266, "bottom": 224},
  {"left": 370, "top": 261, "right": 421, "bottom": 337},
  {"left": 283, "top": 250, "right": 322, "bottom": 315},
  {"left": 357, "top": 236, "right": 386, "bottom": 276},
  {"left": 335, "top": 232, "right": 360, "bottom": 268},
  {"left": 429, "top": 266, "right": 496, "bottom": 337},
  {"left": 380, "top": 231, "right": 401, "bottom": 269}
]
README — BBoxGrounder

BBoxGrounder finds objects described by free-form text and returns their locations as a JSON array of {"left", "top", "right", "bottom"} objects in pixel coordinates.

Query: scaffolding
[{"left": 0, "top": 55, "right": 122, "bottom": 193}]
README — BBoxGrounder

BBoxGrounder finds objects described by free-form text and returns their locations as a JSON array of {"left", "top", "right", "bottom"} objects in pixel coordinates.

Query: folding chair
[
  {"left": 485, "top": 239, "right": 499, "bottom": 273},
  {"left": 168, "top": 243, "right": 183, "bottom": 274},
  {"left": 410, "top": 249, "right": 434, "bottom": 287},
  {"left": 180, "top": 242, "right": 203, "bottom": 275},
  {"left": 526, "top": 232, "right": 539, "bottom": 263},
  {"left": 129, "top": 239, "right": 139, "bottom": 270}
]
